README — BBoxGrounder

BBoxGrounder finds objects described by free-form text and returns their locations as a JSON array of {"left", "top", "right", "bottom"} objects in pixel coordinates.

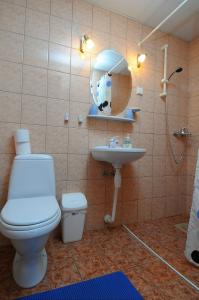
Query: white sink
[
  {"left": 91, "top": 146, "right": 146, "bottom": 224},
  {"left": 91, "top": 146, "right": 146, "bottom": 167}
]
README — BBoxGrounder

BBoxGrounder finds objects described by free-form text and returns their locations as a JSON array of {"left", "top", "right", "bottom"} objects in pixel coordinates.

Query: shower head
[
  {"left": 168, "top": 67, "right": 183, "bottom": 81},
  {"left": 176, "top": 67, "right": 183, "bottom": 73}
]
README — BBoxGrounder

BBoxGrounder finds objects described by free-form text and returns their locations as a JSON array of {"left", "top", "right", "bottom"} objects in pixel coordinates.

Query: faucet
[
  {"left": 108, "top": 136, "right": 119, "bottom": 148},
  {"left": 173, "top": 127, "right": 192, "bottom": 137}
]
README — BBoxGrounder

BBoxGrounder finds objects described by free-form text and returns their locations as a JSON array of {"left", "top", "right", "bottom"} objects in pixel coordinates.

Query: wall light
[
  {"left": 137, "top": 53, "right": 147, "bottom": 68},
  {"left": 80, "top": 35, "right": 95, "bottom": 53}
]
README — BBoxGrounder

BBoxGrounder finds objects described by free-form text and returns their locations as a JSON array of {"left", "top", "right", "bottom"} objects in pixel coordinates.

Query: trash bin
[{"left": 61, "top": 193, "right": 87, "bottom": 243}]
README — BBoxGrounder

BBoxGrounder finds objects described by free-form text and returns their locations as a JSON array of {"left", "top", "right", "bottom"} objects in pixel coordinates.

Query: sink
[
  {"left": 91, "top": 145, "right": 146, "bottom": 224},
  {"left": 91, "top": 146, "right": 146, "bottom": 167}
]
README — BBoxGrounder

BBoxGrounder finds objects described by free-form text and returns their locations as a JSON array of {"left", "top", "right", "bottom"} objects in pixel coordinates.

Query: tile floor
[
  {"left": 127, "top": 215, "right": 199, "bottom": 288},
  {"left": 0, "top": 224, "right": 198, "bottom": 300}
]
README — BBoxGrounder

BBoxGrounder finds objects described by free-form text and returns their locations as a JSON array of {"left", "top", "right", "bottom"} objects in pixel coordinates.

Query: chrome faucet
[{"left": 173, "top": 127, "right": 192, "bottom": 137}]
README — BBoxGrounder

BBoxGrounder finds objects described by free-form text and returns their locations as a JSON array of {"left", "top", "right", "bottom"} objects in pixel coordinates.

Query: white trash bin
[{"left": 61, "top": 193, "right": 87, "bottom": 243}]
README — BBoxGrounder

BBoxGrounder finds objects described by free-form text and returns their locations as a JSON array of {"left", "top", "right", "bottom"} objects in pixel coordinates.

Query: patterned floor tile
[{"left": 0, "top": 223, "right": 198, "bottom": 299}]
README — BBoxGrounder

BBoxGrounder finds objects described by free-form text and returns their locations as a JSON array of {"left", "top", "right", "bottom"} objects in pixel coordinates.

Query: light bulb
[
  {"left": 86, "top": 38, "right": 95, "bottom": 50},
  {"left": 80, "top": 35, "right": 95, "bottom": 53},
  {"left": 137, "top": 53, "right": 147, "bottom": 68}
]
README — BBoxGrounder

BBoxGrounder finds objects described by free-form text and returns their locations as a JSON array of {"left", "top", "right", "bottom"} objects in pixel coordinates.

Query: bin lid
[{"left": 61, "top": 193, "right": 87, "bottom": 211}]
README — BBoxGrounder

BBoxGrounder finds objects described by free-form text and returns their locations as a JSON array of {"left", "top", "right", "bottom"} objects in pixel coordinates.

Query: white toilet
[{"left": 0, "top": 154, "right": 61, "bottom": 288}]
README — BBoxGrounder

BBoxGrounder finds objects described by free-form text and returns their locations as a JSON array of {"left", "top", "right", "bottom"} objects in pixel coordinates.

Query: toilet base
[{"left": 13, "top": 248, "right": 48, "bottom": 288}]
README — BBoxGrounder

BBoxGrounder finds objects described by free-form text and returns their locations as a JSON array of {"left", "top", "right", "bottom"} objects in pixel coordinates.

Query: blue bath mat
[{"left": 16, "top": 272, "right": 143, "bottom": 300}]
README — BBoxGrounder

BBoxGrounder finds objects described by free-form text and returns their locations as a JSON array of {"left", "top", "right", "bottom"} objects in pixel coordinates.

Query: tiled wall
[
  {"left": 187, "top": 38, "right": 199, "bottom": 212},
  {"left": 0, "top": 0, "right": 189, "bottom": 245}
]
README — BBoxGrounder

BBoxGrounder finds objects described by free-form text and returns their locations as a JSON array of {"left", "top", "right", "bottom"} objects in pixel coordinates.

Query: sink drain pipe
[{"left": 104, "top": 167, "right": 121, "bottom": 223}]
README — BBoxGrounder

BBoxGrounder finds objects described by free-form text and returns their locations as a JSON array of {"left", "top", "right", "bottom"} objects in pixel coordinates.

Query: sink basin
[{"left": 91, "top": 146, "right": 146, "bottom": 167}]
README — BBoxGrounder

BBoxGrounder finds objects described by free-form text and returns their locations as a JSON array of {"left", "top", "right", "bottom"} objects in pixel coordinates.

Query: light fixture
[
  {"left": 137, "top": 53, "right": 147, "bottom": 68},
  {"left": 80, "top": 35, "right": 94, "bottom": 53}
]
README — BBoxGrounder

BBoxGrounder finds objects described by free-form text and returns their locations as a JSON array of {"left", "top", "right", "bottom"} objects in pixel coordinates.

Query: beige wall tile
[
  {"left": 153, "top": 156, "right": 165, "bottom": 177},
  {"left": 139, "top": 111, "right": 154, "bottom": 134},
  {"left": 56, "top": 180, "right": 67, "bottom": 200},
  {"left": 153, "top": 176, "right": 166, "bottom": 198},
  {"left": 68, "top": 154, "right": 88, "bottom": 180},
  {"left": 0, "top": 91, "right": 21, "bottom": 123},
  {"left": 110, "top": 36, "right": 126, "bottom": 57},
  {"left": 50, "top": 16, "right": 71, "bottom": 47},
  {"left": 23, "top": 65, "right": 47, "bottom": 97},
  {"left": 46, "top": 126, "right": 68, "bottom": 153},
  {"left": 0, "top": 183, "right": 8, "bottom": 211},
  {"left": 154, "top": 113, "right": 166, "bottom": 134},
  {"left": 138, "top": 198, "right": 152, "bottom": 222},
  {"left": 49, "top": 43, "right": 70, "bottom": 73},
  {"left": 153, "top": 134, "right": 167, "bottom": 156},
  {"left": 48, "top": 70, "right": 70, "bottom": 100},
  {"left": 24, "top": 37, "right": 48, "bottom": 68},
  {"left": 87, "top": 179, "right": 106, "bottom": 205},
  {"left": 27, "top": 0, "right": 50, "bottom": 14},
  {"left": 166, "top": 195, "right": 179, "bottom": 217},
  {"left": 0, "top": 122, "right": 19, "bottom": 154},
  {"left": 0, "top": 30, "right": 24, "bottom": 63},
  {"left": 122, "top": 178, "right": 139, "bottom": 202},
  {"left": 66, "top": 179, "right": 87, "bottom": 194},
  {"left": 0, "top": 60, "right": 22, "bottom": 93},
  {"left": 21, "top": 94, "right": 47, "bottom": 125},
  {"left": 52, "top": 154, "right": 67, "bottom": 181},
  {"left": 25, "top": 8, "right": 49, "bottom": 40},
  {"left": 93, "top": 6, "right": 110, "bottom": 33},
  {"left": 110, "top": 13, "right": 127, "bottom": 39},
  {"left": 51, "top": 0, "right": 72, "bottom": 21},
  {"left": 86, "top": 204, "right": 105, "bottom": 230},
  {"left": 139, "top": 133, "right": 154, "bottom": 156},
  {"left": 47, "top": 99, "right": 69, "bottom": 126},
  {"left": 3, "top": 0, "right": 26, "bottom": 6},
  {"left": 0, "top": 1, "right": 25, "bottom": 34},
  {"left": 70, "top": 75, "right": 90, "bottom": 102},
  {"left": 0, "top": 154, "right": 14, "bottom": 185},
  {"left": 138, "top": 177, "right": 153, "bottom": 199},
  {"left": 152, "top": 197, "right": 166, "bottom": 220},
  {"left": 87, "top": 156, "right": 111, "bottom": 179},
  {"left": 69, "top": 101, "right": 90, "bottom": 128},
  {"left": 122, "top": 200, "right": 138, "bottom": 224},
  {"left": 73, "top": 0, "right": 92, "bottom": 27},
  {"left": 71, "top": 49, "right": 90, "bottom": 77},
  {"left": 139, "top": 155, "right": 153, "bottom": 177},
  {"left": 92, "top": 30, "right": 110, "bottom": 54},
  {"left": 21, "top": 124, "right": 46, "bottom": 153},
  {"left": 68, "top": 127, "right": 88, "bottom": 154},
  {"left": 127, "top": 20, "right": 141, "bottom": 44}
]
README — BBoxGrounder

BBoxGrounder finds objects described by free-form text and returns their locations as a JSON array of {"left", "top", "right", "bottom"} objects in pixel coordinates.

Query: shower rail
[{"left": 138, "top": 0, "right": 189, "bottom": 47}]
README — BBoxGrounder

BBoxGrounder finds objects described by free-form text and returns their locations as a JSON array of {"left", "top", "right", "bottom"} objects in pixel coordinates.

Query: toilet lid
[{"left": 1, "top": 196, "right": 59, "bottom": 226}]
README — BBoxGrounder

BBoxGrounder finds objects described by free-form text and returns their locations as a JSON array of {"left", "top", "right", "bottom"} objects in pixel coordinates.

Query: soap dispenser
[{"left": 123, "top": 134, "right": 132, "bottom": 148}]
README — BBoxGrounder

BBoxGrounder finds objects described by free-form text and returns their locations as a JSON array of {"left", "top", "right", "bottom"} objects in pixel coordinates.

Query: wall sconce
[
  {"left": 80, "top": 35, "right": 95, "bottom": 53},
  {"left": 137, "top": 53, "right": 147, "bottom": 68}
]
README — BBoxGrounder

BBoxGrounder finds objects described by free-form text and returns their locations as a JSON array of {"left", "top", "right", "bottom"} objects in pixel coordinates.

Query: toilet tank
[{"left": 8, "top": 154, "right": 56, "bottom": 200}]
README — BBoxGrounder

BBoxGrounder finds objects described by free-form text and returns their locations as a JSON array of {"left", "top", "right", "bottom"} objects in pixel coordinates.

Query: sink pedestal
[{"left": 104, "top": 165, "right": 121, "bottom": 224}]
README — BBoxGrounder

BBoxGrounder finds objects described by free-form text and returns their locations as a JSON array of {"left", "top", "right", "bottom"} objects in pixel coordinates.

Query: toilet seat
[
  {"left": 1, "top": 196, "right": 59, "bottom": 226},
  {"left": 0, "top": 196, "right": 61, "bottom": 240}
]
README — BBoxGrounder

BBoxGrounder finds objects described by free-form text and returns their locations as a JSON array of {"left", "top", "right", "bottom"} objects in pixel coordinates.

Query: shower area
[{"left": 122, "top": 0, "right": 199, "bottom": 292}]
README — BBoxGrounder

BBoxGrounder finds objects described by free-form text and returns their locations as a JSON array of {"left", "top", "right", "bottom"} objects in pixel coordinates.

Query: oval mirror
[{"left": 90, "top": 49, "right": 132, "bottom": 116}]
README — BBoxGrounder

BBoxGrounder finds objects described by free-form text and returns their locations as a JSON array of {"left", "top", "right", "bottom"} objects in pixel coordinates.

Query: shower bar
[
  {"left": 160, "top": 44, "right": 168, "bottom": 98},
  {"left": 138, "top": 0, "right": 189, "bottom": 47}
]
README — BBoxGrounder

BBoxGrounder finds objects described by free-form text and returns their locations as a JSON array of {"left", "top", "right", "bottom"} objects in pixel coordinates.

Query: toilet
[{"left": 0, "top": 154, "right": 61, "bottom": 288}]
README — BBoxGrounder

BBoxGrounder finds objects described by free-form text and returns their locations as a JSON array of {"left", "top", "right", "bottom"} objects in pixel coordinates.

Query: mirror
[{"left": 90, "top": 49, "right": 132, "bottom": 116}]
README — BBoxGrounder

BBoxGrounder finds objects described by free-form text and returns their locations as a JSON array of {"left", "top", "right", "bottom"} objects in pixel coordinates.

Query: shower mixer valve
[{"left": 173, "top": 127, "right": 192, "bottom": 137}]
